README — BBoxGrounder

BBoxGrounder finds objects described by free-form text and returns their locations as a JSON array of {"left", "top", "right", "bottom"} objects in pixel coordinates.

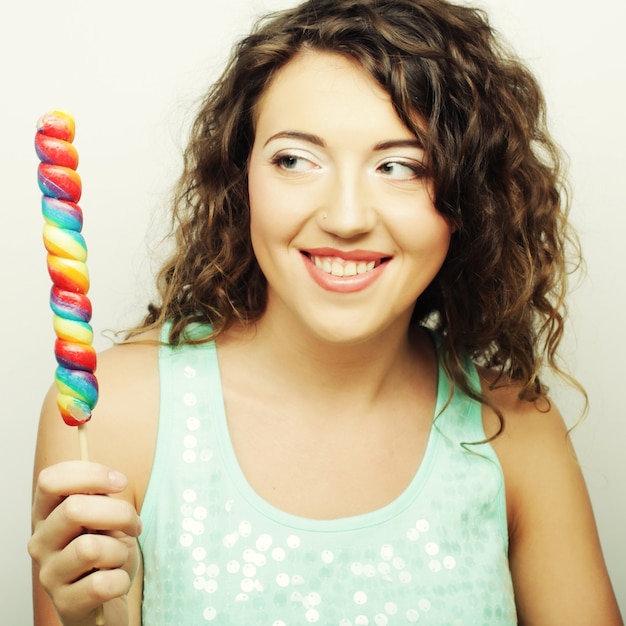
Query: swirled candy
[
  {"left": 55, "top": 367, "right": 99, "bottom": 426},
  {"left": 36, "top": 111, "right": 98, "bottom": 426},
  {"left": 49, "top": 286, "right": 92, "bottom": 321}
]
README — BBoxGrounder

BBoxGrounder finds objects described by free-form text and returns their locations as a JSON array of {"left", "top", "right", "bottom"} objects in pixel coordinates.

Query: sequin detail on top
[{"left": 139, "top": 325, "right": 517, "bottom": 625}]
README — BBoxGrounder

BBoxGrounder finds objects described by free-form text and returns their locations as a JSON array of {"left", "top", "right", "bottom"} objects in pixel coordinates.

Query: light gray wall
[{"left": 2, "top": 1, "right": 623, "bottom": 621}]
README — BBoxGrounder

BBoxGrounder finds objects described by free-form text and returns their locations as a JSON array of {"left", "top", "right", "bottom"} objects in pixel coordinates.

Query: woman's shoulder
[
  {"left": 34, "top": 327, "right": 163, "bottom": 512},
  {"left": 477, "top": 367, "right": 568, "bottom": 439},
  {"left": 478, "top": 368, "right": 574, "bottom": 508},
  {"left": 94, "top": 328, "right": 161, "bottom": 423},
  {"left": 97, "top": 327, "right": 161, "bottom": 372},
  {"left": 86, "top": 328, "right": 162, "bottom": 508},
  {"left": 476, "top": 367, "right": 580, "bottom": 533},
  {"left": 477, "top": 370, "right": 622, "bottom": 621},
  {"left": 476, "top": 377, "right": 622, "bottom": 622}
]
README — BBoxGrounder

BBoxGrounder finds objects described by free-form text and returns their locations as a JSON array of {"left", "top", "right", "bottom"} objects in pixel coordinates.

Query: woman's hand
[{"left": 29, "top": 461, "right": 142, "bottom": 626}]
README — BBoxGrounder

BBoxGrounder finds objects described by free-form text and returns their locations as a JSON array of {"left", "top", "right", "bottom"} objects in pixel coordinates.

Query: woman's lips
[{"left": 301, "top": 249, "right": 390, "bottom": 293}]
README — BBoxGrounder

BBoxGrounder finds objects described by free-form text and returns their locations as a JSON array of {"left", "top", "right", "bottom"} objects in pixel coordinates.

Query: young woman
[{"left": 29, "top": 0, "right": 623, "bottom": 624}]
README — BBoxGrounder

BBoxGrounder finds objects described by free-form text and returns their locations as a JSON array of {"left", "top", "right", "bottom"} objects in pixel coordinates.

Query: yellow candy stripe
[
  {"left": 43, "top": 223, "right": 87, "bottom": 261},
  {"left": 53, "top": 315, "right": 94, "bottom": 345},
  {"left": 47, "top": 255, "right": 90, "bottom": 294},
  {"left": 57, "top": 393, "right": 92, "bottom": 426}
]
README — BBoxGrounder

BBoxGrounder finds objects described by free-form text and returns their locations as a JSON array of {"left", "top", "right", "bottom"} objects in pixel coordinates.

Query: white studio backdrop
[{"left": 1, "top": 0, "right": 624, "bottom": 621}]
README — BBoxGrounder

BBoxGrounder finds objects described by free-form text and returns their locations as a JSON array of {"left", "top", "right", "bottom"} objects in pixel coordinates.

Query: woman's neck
[{"left": 220, "top": 312, "right": 432, "bottom": 410}]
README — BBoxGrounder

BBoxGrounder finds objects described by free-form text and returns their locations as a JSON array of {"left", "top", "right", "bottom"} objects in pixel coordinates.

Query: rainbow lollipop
[
  {"left": 36, "top": 111, "right": 98, "bottom": 433},
  {"left": 36, "top": 111, "right": 105, "bottom": 625}
]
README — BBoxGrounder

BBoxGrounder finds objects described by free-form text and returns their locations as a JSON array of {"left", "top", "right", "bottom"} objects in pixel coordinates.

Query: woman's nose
[{"left": 317, "top": 169, "right": 377, "bottom": 238}]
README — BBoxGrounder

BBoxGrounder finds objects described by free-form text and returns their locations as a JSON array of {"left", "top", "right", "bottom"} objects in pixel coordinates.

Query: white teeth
[
  {"left": 311, "top": 256, "right": 378, "bottom": 277},
  {"left": 344, "top": 261, "right": 357, "bottom": 277},
  {"left": 331, "top": 261, "right": 344, "bottom": 277}
]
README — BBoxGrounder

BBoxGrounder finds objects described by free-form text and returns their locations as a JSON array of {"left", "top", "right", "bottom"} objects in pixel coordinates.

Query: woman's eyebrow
[
  {"left": 264, "top": 131, "right": 326, "bottom": 148},
  {"left": 373, "top": 139, "right": 424, "bottom": 151},
  {"left": 263, "top": 132, "right": 423, "bottom": 152}
]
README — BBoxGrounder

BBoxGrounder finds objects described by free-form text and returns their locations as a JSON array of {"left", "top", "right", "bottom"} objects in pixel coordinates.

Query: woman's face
[{"left": 248, "top": 50, "right": 453, "bottom": 345}]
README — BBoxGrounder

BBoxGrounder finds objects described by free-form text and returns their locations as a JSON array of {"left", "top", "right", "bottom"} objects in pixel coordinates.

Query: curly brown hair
[{"left": 142, "top": 0, "right": 579, "bottom": 407}]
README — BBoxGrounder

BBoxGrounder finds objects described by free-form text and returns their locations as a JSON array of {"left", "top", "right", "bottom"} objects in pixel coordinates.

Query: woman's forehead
[{"left": 252, "top": 50, "right": 427, "bottom": 151}]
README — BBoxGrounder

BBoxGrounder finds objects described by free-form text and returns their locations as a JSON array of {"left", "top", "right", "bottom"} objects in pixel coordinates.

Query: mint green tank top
[{"left": 139, "top": 326, "right": 517, "bottom": 625}]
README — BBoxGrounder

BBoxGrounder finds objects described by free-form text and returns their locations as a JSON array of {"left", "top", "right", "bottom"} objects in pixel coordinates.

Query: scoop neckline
[{"left": 207, "top": 335, "right": 449, "bottom": 533}]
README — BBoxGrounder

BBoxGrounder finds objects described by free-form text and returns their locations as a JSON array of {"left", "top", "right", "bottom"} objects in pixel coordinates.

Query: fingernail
[{"left": 108, "top": 470, "right": 127, "bottom": 489}]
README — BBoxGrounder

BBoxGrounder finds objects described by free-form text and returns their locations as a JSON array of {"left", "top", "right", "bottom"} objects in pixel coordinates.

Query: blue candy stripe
[
  {"left": 41, "top": 196, "right": 83, "bottom": 232},
  {"left": 55, "top": 366, "right": 99, "bottom": 408}
]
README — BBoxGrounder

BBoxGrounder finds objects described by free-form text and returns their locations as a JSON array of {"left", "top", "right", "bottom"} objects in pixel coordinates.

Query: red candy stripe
[
  {"left": 35, "top": 133, "right": 79, "bottom": 169},
  {"left": 55, "top": 338, "right": 97, "bottom": 372},
  {"left": 37, "top": 111, "right": 75, "bottom": 142},
  {"left": 50, "top": 286, "right": 92, "bottom": 321},
  {"left": 38, "top": 163, "right": 82, "bottom": 202}
]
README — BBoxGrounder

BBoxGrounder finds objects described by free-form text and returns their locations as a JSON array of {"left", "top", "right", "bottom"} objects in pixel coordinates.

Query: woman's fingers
[
  {"left": 33, "top": 461, "right": 128, "bottom": 521},
  {"left": 29, "top": 492, "right": 140, "bottom": 565},
  {"left": 54, "top": 492, "right": 139, "bottom": 539},
  {"left": 29, "top": 460, "right": 142, "bottom": 621},
  {"left": 41, "top": 532, "right": 135, "bottom": 589},
  {"left": 39, "top": 532, "right": 138, "bottom": 619},
  {"left": 45, "top": 566, "right": 133, "bottom": 623}
]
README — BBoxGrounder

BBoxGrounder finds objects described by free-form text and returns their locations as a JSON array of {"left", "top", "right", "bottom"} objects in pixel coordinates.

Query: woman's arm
[
  {"left": 485, "top": 383, "right": 623, "bottom": 625},
  {"left": 30, "top": 338, "right": 159, "bottom": 625}
]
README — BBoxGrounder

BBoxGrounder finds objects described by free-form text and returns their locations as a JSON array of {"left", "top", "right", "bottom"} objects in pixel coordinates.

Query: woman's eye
[
  {"left": 378, "top": 161, "right": 425, "bottom": 180},
  {"left": 271, "top": 154, "right": 315, "bottom": 172}
]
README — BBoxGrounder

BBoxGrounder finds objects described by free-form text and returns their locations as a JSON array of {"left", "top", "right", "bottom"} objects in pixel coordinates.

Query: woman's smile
[{"left": 301, "top": 249, "right": 390, "bottom": 293}]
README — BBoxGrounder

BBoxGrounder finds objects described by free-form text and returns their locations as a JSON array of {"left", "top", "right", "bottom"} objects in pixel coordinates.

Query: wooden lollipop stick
[
  {"left": 78, "top": 423, "right": 91, "bottom": 463},
  {"left": 77, "top": 425, "right": 105, "bottom": 626}
]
